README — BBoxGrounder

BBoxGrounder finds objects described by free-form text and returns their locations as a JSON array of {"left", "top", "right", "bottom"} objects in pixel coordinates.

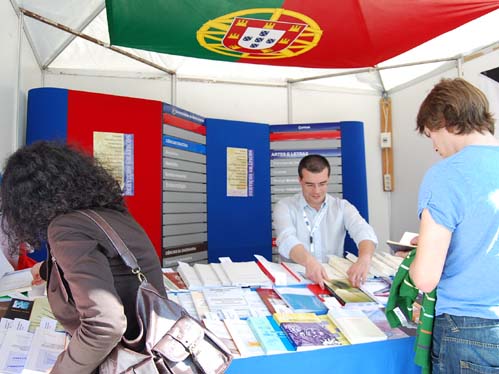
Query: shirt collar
[{"left": 299, "top": 193, "right": 328, "bottom": 211}]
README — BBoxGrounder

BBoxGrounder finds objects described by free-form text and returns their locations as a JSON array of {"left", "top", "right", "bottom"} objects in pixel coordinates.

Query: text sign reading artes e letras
[{"left": 105, "top": 0, "right": 499, "bottom": 68}]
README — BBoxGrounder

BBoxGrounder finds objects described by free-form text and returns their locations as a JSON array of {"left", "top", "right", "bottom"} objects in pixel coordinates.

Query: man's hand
[
  {"left": 347, "top": 256, "right": 371, "bottom": 288},
  {"left": 304, "top": 256, "right": 329, "bottom": 289}
]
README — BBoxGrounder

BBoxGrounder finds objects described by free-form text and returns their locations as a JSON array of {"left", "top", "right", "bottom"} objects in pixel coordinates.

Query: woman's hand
[{"left": 30, "top": 262, "right": 45, "bottom": 286}]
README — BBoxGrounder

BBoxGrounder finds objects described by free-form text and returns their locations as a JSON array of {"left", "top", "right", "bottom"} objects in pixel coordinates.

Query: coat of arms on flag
[
  {"left": 222, "top": 17, "right": 307, "bottom": 54},
  {"left": 197, "top": 8, "right": 322, "bottom": 60}
]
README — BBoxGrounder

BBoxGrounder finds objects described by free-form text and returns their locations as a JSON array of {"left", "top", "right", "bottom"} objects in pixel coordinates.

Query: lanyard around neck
[{"left": 302, "top": 205, "right": 326, "bottom": 254}]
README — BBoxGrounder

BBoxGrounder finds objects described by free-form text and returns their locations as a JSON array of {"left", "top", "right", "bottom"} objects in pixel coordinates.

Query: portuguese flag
[{"left": 106, "top": 0, "right": 499, "bottom": 68}]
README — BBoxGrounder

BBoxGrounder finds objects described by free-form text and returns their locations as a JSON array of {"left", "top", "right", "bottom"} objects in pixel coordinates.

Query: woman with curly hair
[{"left": 0, "top": 141, "right": 165, "bottom": 373}]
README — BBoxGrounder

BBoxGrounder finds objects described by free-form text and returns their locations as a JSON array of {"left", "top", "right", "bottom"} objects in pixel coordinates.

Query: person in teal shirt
[{"left": 410, "top": 78, "right": 499, "bottom": 373}]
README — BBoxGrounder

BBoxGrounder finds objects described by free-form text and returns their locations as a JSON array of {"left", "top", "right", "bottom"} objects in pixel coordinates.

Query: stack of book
[{"left": 327, "top": 308, "right": 387, "bottom": 344}]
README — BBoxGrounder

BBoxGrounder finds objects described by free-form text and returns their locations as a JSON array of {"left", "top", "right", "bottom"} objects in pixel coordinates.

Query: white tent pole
[
  {"left": 457, "top": 57, "right": 464, "bottom": 77},
  {"left": 19, "top": 8, "right": 175, "bottom": 76},
  {"left": 13, "top": 10, "right": 24, "bottom": 150},
  {"left": 289, "top": 57, "right": 457, "bottom": 84},
  {"left": 287, "top": 82, "right": 293, "bottom": 124},
  {"left": 171, "top": 73, "right": 177, "bottom": 106},
  {"left": 42, "top": 3, "right": 106, "bottom": 69}
]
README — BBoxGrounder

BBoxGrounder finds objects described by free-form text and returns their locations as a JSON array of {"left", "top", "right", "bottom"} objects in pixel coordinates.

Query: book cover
[
  {"left": 273, "top": 312, "right": 320, "bottom": 325},
  {"left": 247, "top": 316, "right": 294, "bottom": 354},
  {"left": 275, "top": 286, "right": 328, "bottom": 314},
  {"left": 317, "top": 315, "right": 350, "bottom": 346},
  {"left": 280, "top": 321, "right": 344, "bottom": 351},
  {"left": 324, "top": 279, "right": 377, "bottom": 307},
  {"left": 327, "top": 308, "right": 387, "bottom": 344},
  {"left": 306, "top": 283, "right": 333, "bottom": 302},
  {"left": 163, "top": 271, "right": 187, "bottom": 290},
  {"left": 255, "top": 288, "right": 291, "bottom": 314},
  {"left": 224, "top": 319, "right": 264, "bottom": 357},
  {"left": 28, "top": 297, "right": 64, "bottom": 333},
  {"left": 386, "top": 231, "right": 418, "bottom": 253},
  {"left": 386, "top": 240, "right": 416, "bottom": 253},
  {"left": 5, "top": 298, "right": 34, "bottom": 320}
]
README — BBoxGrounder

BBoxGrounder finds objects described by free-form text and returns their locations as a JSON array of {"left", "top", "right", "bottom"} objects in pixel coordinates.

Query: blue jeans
[{"left": 432, "top": 314, "right": 499, "bottom": 373}]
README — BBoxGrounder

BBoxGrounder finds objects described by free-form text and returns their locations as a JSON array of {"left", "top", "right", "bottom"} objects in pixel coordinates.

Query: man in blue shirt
[
  {"left": 273, "top": 155, "right": 378, "bottom": 288},
  {"left": 409, "top": 78, "right": 499, "bottom": 372}
]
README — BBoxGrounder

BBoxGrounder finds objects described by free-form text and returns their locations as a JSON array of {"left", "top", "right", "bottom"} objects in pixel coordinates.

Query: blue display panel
[
  {"left": 206, "top": 119, "right": 271, "bottom": 262},
  {"left": 340, "top": 121, "right": 369, "bottom": 255},
  {"left": 26, "top": 88, "right": 68, "bottom": 144}
]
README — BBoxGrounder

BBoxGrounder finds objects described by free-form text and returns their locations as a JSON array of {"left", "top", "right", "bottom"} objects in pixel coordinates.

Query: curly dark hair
[{"left": 1, "top": 141, "right": 127, "bottom": 253}]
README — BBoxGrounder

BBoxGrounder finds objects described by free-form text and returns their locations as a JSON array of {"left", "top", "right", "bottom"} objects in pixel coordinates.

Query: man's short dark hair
[{"left": 298, "top": 155, "right": 331, "bottom": 178}]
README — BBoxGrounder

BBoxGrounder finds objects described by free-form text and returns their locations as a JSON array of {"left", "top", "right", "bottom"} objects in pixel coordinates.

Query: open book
[
  {"left": 0, "top": 251, "right": 32, "bottom": 295},
  {"left": 386, "top": 231, "right": 418, "bottom": 253}
]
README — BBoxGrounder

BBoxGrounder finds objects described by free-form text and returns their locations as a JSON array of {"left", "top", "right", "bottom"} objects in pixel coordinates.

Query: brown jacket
[{"left": 46, "top": 209, "right": 165, "bottom": 374}]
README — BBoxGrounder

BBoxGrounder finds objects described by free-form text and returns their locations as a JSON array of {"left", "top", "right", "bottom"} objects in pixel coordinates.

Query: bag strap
[{"left": 78, "top": 210, "right": 146, "bottom": 282}]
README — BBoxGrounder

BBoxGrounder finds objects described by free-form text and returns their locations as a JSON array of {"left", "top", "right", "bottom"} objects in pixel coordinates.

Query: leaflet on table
[
  {"left": 0, "top": 318, "right": 32, "bottom": 373},
  {"left": 202, "top": 319, "right": 240, "bottom": 357},
  {"left": 202, "top": 287, "right": 251, "bottom": 319}
]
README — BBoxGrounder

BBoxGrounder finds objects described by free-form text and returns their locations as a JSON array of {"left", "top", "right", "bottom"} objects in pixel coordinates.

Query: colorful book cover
[
  {"left": 324, "top": 279, "right": 376, "bottom": 306},
  {"left": 280, "top": 321, "right": 344, "bottom": 351},
  {"left": 273, "top": 312, "right": 321, "bottom": 325},
  {"left": 306, "top": 283, "right": 333, "bottom": 302},
  {"left": 247, "top": 316, "right": 294, "bottom": 354},
  {"left": 163, "top": 271, "right": 187, "bottom": 290},
  {"left": 255, "top": 288, "right": 291, "bottom": 314},
  {"left": 275, "top": 286, "right": 328, "bottom": 314},
  {"left": 4, "top": 298, "right": 34, "bottom": 320},
  {"left": 317, "top": 315, "right": 350, "bottom": 346}
]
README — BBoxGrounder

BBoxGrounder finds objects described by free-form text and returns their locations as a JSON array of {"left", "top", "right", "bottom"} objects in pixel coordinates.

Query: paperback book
[
  {"left": 280, "top": 321, "right": 344, "bottom": 351},
  {"left": 386, "top": 231, "right": 418, "bottom": 253},
  {"left": 324, "top": 279, "right": 378, "bottom": 308},
  {"left": 224, "top": 318, "right": 264, "bottom": 357},
  {"left": 247, "top": 316, "right": 294, "bottom": 354},
  {"left": 273, "top": 312, "right": 320, "bottom": 325},
  {"left": 275, "top": 286, "right": 328, "bottom": 314},
  {"left": 255, "top": 288, "right": 292, "bottom": 314},
  {"left": 327, "top": 308, "right": 387, "bottom": 344}
]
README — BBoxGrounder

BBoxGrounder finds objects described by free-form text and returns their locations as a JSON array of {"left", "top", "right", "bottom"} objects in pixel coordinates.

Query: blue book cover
[
  {"left": 247, "top": 316, "right": 294, "bottom": 354},
  {"left": 275, "top": 286, "right": 328, "bottom": 315},
  {"left": 265, "top": 316, "right": 295, "bottom": 352}
]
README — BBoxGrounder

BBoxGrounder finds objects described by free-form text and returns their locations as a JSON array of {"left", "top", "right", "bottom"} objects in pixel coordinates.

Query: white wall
[
  {"left": 0, "top": 2, "right": 42, "bottom": 164},
  {"left": 390, "top": 49, "right": 499, "bottom": 241}
]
